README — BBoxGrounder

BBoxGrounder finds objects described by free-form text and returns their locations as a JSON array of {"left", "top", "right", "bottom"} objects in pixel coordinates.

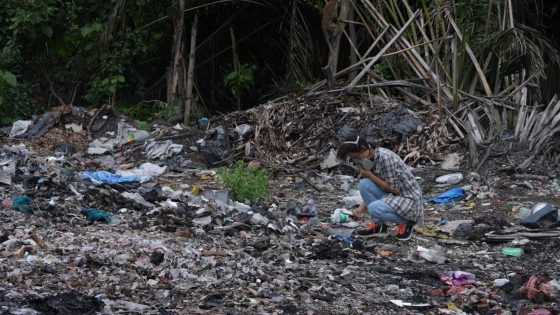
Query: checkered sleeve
[
  {"left": 379, "top": 152, "right": 401, "bottom": 191},
  {"left": 376, "top": 148, "right": 423, "bottom": 222}
]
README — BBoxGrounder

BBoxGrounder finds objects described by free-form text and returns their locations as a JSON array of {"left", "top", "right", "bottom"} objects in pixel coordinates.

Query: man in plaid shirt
[{"left": 337, "top": 134, "right": 422, "bottom": 240}]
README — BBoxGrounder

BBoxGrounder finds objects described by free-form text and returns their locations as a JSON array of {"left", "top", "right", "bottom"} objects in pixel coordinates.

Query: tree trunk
[
  {"left": 167, "top": 0, "right": 186, "bottom": 120},
  {"left": 325, "top": 0, "right": 349, "bottom": 79},
  {"left": 184, "top": 14, "right": 199, "bottom": 123},
  {"left": 348, "top": 6, "right": 358, "bottom": 81},
  {"left": 230, "top": 27, "right": 241, "bottom": 111}
]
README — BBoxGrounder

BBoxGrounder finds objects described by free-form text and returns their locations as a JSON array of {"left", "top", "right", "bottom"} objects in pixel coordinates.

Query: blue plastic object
[
  {"left": 198, "top": 117, "right": 209, "bottom": 128},
  {"left": 13, "top": 195, "right": 33, "bottom": 212},
  {"left": 81, "top": 208, "right": 112, "bottom": 223},
  {"left": 431, "top": 187, "right": 465, "bottom": 203},
  {"left": 82, "top": 171, "right": 137, "bottom": 184},
  {"left": 437, "top": 218, "right": 449, "bottom": 226},
  {"left": 333, "top": 234, "right": 354, "bottom": 246}
]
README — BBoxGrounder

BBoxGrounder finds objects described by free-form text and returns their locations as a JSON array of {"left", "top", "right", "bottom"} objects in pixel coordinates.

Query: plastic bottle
[
  {"left": 494, "top": 278, "right": 510, "bottom": 287},
  {"left": 331, "top": 208, "right": 349, "bottom": 223},
  {"left": 127, "top": 130, "right": 134, "bottom": 144},
  {"left": 502, "top": 247, "right": 523, "bottom": 257},
  {"left": 250, "top": 213, "right": 269, "bottom": 226},
  {"left": 436, "top": 173, "right": 463, "bottom": 185},
  {"left": 305, "top": 199, "right": 318, "bottom": 216},
  {"left": 515, "top": 207, "right": 531, "bottom": 219}
]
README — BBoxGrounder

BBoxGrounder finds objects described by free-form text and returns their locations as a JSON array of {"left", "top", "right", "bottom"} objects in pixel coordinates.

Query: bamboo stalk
[
  {"left": 230, "top": 27, "right": 241, "bottom": 110},
  {"left": 184, "top": 14, "right": 199, "bottom": 123},
  {"left": 348, "top": 10, "right": 420, "bottom": 89},
  {"left": 519, "top": 107, "right": 539, "bottom": 142},
  {"left": 452, "top": 37, "right": 458, "bottom": 110},
  {"left": 168, "top": 0, "right": 185, "bottom": 115},
  {"left": 528, "top": 99, "right": 560, "bottom": 148},
  {"left": 467, "top": 111, "right": 484, "bottom": 145},
  {"left": 445, "top": 10, "right": 493, "bottom": 97},
  {"left": 362, "top": 2, "right": 428, "bottom": 81},
  {"left": 514, "top": 87, "right": 528, "bottom": 137},
  {"left": 362, "top": 1, "right": 453, "bottom": 100},
  {"left": 507, "top": 0, "right": 514, "bottom": 29}
]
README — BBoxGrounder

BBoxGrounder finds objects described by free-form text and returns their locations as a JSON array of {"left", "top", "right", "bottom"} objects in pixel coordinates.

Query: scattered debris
[
  {"left": 0, "top": 101, "right": 558, "bottom": 314},
  {"left": 441, "top": 271, "right": 477, "bottom": 286},
  {"left": 441, "top": 153, "right": 462, "bottom": 170},
  {"left": 519, "top": 276, "right": 555, "bottom": 302},
  {"left": 408, "top": 246, "right": 446, "bottom": 264}
]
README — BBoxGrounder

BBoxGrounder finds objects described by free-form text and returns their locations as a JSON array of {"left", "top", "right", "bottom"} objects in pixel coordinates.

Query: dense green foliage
[
  {"left": 218, "top": 161, "right": 269, "bottom": 203},
  {"left": 0, "top": 0, "right": 559, "bottom": 125},
  {"left": 0, "top": 0, "right": 171, "bottom": 123}
]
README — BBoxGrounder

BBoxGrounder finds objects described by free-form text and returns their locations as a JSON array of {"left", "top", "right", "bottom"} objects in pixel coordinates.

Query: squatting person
[{"left": 337, "top": 134, "right": 422, "bottom": 240}]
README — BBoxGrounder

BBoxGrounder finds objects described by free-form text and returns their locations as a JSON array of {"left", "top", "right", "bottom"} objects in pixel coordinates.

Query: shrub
[{"left": 217, "top": 160, "right": 269, "bottom": 203}]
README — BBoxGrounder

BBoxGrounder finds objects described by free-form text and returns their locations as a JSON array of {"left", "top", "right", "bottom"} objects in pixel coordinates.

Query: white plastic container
[
  {"left": 331, "top": 208, "right": 352, "bottom": 223},
  {"left": 493, "top": 279, "right": 510, "bottom": 287},
  {"left": 436, "top": 173, "right": 463, "bottom": 185}
]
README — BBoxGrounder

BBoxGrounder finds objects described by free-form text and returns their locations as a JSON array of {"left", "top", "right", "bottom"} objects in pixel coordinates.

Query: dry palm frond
[
  {"left": 283, "top": 0, "right": 314, "bottom": 83},
  {"left": 487, "top": 23, "right": 560, "bottom": 102}
]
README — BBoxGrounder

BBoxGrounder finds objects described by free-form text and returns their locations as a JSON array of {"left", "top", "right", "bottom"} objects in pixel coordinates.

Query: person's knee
[
  {"left": 358, "top": 178, "right": 372, "bottom": 192},
  {"left": 367, "top": 200, "right": 385, "bottom": 218}
]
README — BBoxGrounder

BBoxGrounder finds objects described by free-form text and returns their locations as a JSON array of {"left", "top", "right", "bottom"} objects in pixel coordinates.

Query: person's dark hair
[{"left": 337, "top": 134, "right": 372, "bottom": 158}]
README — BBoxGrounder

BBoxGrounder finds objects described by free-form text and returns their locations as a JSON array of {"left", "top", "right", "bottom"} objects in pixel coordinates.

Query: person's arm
[{"left": 357, "top": 164, "right": 399, "bottom": 195}]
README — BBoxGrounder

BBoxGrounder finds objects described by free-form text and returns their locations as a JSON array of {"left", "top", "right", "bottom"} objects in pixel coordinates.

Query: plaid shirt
[{"left": 372, "top": 148, "right": 423, "bottom": 221}]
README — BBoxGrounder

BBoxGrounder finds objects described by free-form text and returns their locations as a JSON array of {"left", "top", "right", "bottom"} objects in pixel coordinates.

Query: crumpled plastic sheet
[
  {"left": 80, "top": 208, "right": 112, "bottom": 223},
  {"left": 116, "top": 163, "right": 167, "bottom": 183},
  {"left": 441, "top": 271, "right": 477, "bottom": 286},
  {"left": 519, "top": 275, "right": 554, "bottom": 302},
  {"left": 144, "top": 140, "right": 183, "bottom": 160},
  {"left": 12, "top": 195, "right": 33, "bottom": 212},
  {"left": 382, "top": 106, "right": 424, "bottom": 138},
  {"left": 197, "top": 126, "right": 231, "bottom": 165},
  {"left": 431, "top": 187, "right": 465, "bottom": 203},
  {"left": 235, "top": 124, "right": 252, "bottom": 140},
  {"left": 121, "top": 192, "right": 156, "bottom": 208},
  {"left": 409, "top": 245, "right": 446, "bottom": 264},
  {"left": 87, "top": 138, "right": 116, "bottom": 155},
  {"left": 82, "top": 171, "right": 138, "bottom": 184},
  {"left": 27, "top": 112, "right": 54, "bottom": 138},
  {"left": 341, "top": 190, "right": 363, "bottom": 208},
  {"left": 0, "top": 158, "right": 16, "bottom": 185},
  {"left": 9, "top": 120, "right": 33, "bottom": 138}
]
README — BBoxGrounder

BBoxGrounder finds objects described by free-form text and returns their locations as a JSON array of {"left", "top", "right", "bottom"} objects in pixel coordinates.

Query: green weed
[{"left": 217, "top": 161, "right": 269, "bottom": 203}]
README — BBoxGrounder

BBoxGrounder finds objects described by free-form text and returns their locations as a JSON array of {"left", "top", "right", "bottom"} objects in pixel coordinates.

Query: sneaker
[
  {"left": 395, "top": 221, "right": 416, "bottom": 241},
  {"left": 355, "top": 222, "right": 388, "bottom": 236}
]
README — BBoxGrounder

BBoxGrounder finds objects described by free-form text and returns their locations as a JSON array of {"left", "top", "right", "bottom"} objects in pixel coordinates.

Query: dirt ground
[{"left": 0, "top": 106, "right": 559, "bottom": 315}]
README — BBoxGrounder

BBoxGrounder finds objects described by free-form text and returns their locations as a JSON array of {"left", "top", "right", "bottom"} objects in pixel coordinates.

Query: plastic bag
[
  {"left": 431, "top": 187, "right": 465, "bottom": 203},
  {"left": 13, "top": 195, "right": 33, "bottom": 212},
  {"left": 82, "top": 171, "right": 138, "bottom": 184},
  {"left": 81, "top": 208, "right": 112, "bottom": 223}
]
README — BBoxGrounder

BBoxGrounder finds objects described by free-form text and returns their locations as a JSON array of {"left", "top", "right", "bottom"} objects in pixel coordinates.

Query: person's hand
[
  {"left": 352, "top": 205, "right": 366, "bottom": 219},
  {"left": 355, "top": 164, "right": 367, "bottom": 177}
]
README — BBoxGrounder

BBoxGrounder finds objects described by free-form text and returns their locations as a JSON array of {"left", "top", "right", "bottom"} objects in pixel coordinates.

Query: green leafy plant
[
  {"left": 224, "top": 63, "right": 256, "bottom": 110},
  {"left": 0, "top": 42, "right": 34, "bottom": 125},
  {"left": 121, "top": 100, "right": 174, "bottom": 122},
  {"left": 218, "top": 160, "right": 269, "bottom": 203},
  {"left": 136, "top": 120, "right": 149, "bottom": 131}
]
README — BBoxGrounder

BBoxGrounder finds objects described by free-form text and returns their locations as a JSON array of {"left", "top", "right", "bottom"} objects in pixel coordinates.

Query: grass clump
[{"left": 217, "top": 160, "right": 269, "bottom": 203}]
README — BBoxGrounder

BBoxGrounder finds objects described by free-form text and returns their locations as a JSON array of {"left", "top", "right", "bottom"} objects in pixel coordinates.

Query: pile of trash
[
  {"left": 0, "top": 98, "right": 559, "bottom": 314},
  {"left": 204, "top": 94, "right": 455, "bottom": 170}
]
